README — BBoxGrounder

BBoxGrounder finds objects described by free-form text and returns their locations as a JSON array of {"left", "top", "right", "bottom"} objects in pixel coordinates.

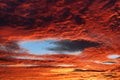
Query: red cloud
[{"left": 0, "top": 0, "right": 120, "bottom": 75}]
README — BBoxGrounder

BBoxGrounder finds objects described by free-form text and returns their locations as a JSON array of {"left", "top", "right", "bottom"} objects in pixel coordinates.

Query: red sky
[{"left": 0, "top": 0, "right": 120, "bottom": 79}]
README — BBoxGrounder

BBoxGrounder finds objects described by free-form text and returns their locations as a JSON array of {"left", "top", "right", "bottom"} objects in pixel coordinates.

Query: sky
[
  {"left": 0, "top": 0, "right": 120, "bottom": 79},
  {"left": 19, "top": 39, "right": 57, "bottom": 55},
  {"left": 18, "top": 39, "right": 100, "bottom": 55},
  {"left": 108, "top": 54, "right": 120, "bottom": 59}
]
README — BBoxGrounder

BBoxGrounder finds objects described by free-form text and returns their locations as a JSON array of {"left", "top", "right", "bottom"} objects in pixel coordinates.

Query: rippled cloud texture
[{"left": 0, "top": 0, "right": 120, "bottom": 80}]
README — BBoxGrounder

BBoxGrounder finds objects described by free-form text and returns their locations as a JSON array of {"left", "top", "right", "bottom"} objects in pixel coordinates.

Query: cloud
[
  {"left": 0, "top": 41, "right": 27, "bottom": 53},
  {"left": 0, "top": 0, "right": 120, "bottom": 72},
  {"left": 101, "top": 0, "right": 117, "bottom": 9},
  {"left": 9, "top": 56, "right": 55, "bottom": 61},
  {"left": 73, "top": 68, "right": 105, "bottom": 72},
  {"left": 107, "top": 54, "right": 120, "bottom": 59},
  {"left": 55, "top": 64, "right": 75, "bottom": 67},
  {"left": 102, "top": 61, "right": 116, "bottom": 65},
  {"left": 48, "top": 40, "right": 101, "bottom": 53},
  {"left": 0, "top": 64, "right": 40, "bottom": 67},
  {"left": 51, "top": 68, "right": 74, "bottom": 73}
]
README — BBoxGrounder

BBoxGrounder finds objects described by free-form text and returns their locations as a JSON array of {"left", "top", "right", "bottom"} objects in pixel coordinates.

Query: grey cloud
[{"left": 48, "top": 40, "right": 101, "bottom": 53}]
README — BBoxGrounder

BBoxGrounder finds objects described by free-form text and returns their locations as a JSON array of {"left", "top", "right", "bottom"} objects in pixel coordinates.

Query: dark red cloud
[{"left": 0, "top": 0, "right": 120, "bottom": 74}]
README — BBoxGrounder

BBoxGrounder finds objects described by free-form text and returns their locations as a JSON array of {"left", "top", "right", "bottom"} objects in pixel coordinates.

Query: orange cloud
[{"left": 0, "top": 0, "right": 120, "bottom": 79}]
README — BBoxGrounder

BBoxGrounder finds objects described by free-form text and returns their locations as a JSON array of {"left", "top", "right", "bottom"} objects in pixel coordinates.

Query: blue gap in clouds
[
  {"left": 18, "top": 39, "right": 100, "bottom": 55},
  {"left": 19, "top": 39, "right": 57, "bottom": 55}
]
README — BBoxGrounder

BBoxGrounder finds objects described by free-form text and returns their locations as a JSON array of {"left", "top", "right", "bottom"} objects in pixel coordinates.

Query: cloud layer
[{"left": 0, "top": 0, "right": 120, "bottom": 75}]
